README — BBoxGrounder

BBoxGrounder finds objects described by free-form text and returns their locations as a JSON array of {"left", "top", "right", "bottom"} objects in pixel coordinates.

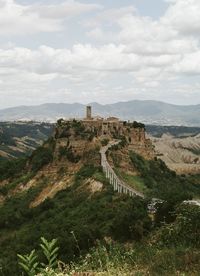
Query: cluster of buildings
[{"left": 81, "top": 106, "right": 145, "bottom": 143}]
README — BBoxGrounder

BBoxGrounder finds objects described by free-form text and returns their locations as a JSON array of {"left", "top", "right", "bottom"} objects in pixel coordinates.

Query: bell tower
[{"left": 86, "top": 105, "right": 92, "bottom": 120}]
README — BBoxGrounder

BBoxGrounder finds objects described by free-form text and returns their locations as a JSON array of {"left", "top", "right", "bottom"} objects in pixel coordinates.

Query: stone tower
[{"left": 86, "top": 105, "right": 92, "bottom": 119}]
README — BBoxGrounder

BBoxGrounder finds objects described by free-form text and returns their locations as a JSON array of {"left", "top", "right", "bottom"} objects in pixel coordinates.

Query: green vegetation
[
  {"left": 108, "top": 136, "right": 127, "bottom": 151},
  {"left": 18, "top": 237, "right": 59, "bottom": 276},
  {"left": 186, "top": 174, "right": 200, "bottom": 197},
  {"left": 0, "top": 138, "right": 56, "bottom": 195},
  {"left": 30, "top": 146, "right": 53, "bottom": 172},
  {"left": 131, "top": 121, "right": 145, "bottom": 129},
  {"left": 0, "top": 164, "right": 151, "bottom": 276},
  {"left": 18, "top": 202, "right": 200, "bottom": 275},
  {"left": 0, "top": 157, "right": 27, "bottom": 181},
  {"left": 115, "top": 169, "right": 147, "bottom": 193},
  {"left": 55, "top": 119, "right": 97, "bottom": 141},
  {"left": 101, "top": 138, "right": 109, "bottom": 146},
  {"left": 58, "top": 146, "right": 81, "bottom": 163},
  {"left": 0, "top": 120, "right": 200, "bottom": 276},
  {"left": 129, "top": 151, "right": 200, "bottom": 200},
  {"left": 0, "top": 172, "right": 34, "bottom": 196},
  {"left": 129, "top": 151, "right": 200, "bottom": 225},
  {"left": 1, "top": 159, "right": 199, "bottom": 275},
  {"left": 0, "top": 122, "right": 54, "bottom": 158},
  {"left": 71, "top": 119, "right": 85, "bottom": 135},
  {"left": 0, "top": 122, "right": 53, "bottom": 141},
  {"left": 146, "top": 125, "right": 200, "bottom": 138},
  {"left": 154, "top": 203, "right": 200, "bottom": 247}
]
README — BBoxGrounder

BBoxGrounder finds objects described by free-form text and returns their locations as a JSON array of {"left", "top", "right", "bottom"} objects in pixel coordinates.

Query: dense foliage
[
  {"left": 131, "top": 121, "right": 145, "bottom": 129},
  {"left": 0, "top": 165, "right": 151, "bottom": 276},
  {"left": 18, "top": 235, "right": 200, "bottom": 276},
  {"left": 58, "top": 146, "right": 81, "bottom": 163},
  {"left": 30, "top": 146, "right": 53, "bottom": 172},
  {"left": 130, "top": 151, "right": 200, "bottom": 200},
  {"left": 129, "top": 151, "right": 200, "bottom": 224},
  {"left": 0, "top": 122, "right": 54, "bottom": 158},
  {"left": 0, "top": 138, "right": 55, "bottom": 183},
  {"left": 18, "top": 202, "right": 200, "bottom": 275},
  {"left": 0, "top": 122, "right": 53, "bottom": 142},
  {"left": 155, "top": 203, "right": 200, "bottom": 247},
  {"left": 55, "top": 119, "right": 96, "bottom": 141},
  {"left": 0, "top": 121, "right": 199, "bottom": 276},
  {"left": 0, "top": 157, "right": 26, "bottom": 181}
]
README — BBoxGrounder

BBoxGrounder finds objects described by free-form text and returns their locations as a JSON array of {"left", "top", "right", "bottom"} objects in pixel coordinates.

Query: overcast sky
[{"left": 0, "top": 0, "right": 200, "bottom": 109}]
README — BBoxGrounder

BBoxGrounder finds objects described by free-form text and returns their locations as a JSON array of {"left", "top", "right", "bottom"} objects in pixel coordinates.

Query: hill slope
[
  {"left": 146, "top": 125, "right": 200, "bottom": 174},
  {"left": 0, "top": 100, "right": 200, "bottom": 126},
  {"left": 0, "top": 122, "right": 54, "bottom": 159},
  {"left": 0, "top": 119, "right": 200, "bottom": 275}
]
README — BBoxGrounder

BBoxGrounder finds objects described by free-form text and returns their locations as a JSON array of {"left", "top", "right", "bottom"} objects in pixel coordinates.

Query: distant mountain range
[{"left": 0, "top": 100, "right": 199, "bottom": 126}]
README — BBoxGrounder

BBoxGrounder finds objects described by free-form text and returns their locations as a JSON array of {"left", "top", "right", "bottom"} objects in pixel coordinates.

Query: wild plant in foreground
[{"left": 18, "top": 237, "right": 59, "bottom": 276}]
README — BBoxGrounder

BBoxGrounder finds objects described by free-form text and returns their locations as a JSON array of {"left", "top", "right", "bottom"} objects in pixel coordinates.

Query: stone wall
[{"left": 54, "top": 118, "right": 155, "bottom": 161}]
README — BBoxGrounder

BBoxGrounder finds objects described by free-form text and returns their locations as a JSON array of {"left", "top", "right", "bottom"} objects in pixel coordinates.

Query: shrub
[
  {"left": 18, "top": 237, "right": 59, "bottom": 276},
  {"left": 30, "top": 147, "right": 53, "bottom": 172},
  {"left": 0, "top": 157, "right": 27, "bottom": 181},
  {"left": 59, "top": 146, "right": 80, "bottom": 163},
  {"left": 155, "top": 204, "right": 200, "bottom": 247},
  {"left": 131, "top": 121, "right": 145, "bottom": 129},
  {"left": 101, "top": 139, "right": 109, "bottom": 146}
]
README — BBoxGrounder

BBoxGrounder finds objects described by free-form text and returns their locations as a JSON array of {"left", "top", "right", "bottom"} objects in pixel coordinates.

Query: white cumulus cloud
[
  {"left": 0, "top": 0, "right": 102, "bottom": 35},
  {"left": 0, "top": 0, "right": 200, "bottom": 107}
]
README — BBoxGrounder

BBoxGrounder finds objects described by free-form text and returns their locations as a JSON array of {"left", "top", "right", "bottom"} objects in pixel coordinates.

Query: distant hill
[
  {"left": 0, "top": 100, "right": 200, "bottom": 126},
  {"left": 0, "top": 122, "right": 54, "bottom": 159},
  {"left": 146, "top": 125, "right": 200, "bottom": 138}
]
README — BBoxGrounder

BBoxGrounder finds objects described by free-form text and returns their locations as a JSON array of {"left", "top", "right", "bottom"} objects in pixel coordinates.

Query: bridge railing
[{"left": 100, "top": 140, "right": 144, "bottom": 198}]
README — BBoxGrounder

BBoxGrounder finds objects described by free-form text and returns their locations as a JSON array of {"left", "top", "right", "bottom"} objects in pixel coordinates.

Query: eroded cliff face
[
  {"left": 55, "top": 119, "right": 155, "bottom": 161},
  {"left": 0, "top": 119, "right": 155, "bottom": 207},
  {"left": 150, "top": 134, "right": 200, "bottom": 174},
  {"left": 28, "top": 120, "right": 154, "bottom": 207}
]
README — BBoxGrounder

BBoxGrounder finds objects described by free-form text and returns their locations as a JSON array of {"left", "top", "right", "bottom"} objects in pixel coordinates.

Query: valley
[
  {"left": 151, "top": 133, "right": 200, "bottom": 174},
  {"left": 146, "top": 125, "right": 200, "bottom": 174},
  {"left": 0, "top": 109, "right": 199, "bottom": 275},
  {"left": 0, "top": 121, "right": 54, "bottom": 159}
]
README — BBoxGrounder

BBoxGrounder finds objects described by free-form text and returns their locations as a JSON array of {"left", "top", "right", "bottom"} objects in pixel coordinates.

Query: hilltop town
[{"left": 55, "top": 106, "right": 154, "bottom": 160}]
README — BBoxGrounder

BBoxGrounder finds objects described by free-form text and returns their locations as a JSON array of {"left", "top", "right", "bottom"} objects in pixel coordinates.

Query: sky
[{"left": 0, "top": 0, "right": 200, "bottom": 109}]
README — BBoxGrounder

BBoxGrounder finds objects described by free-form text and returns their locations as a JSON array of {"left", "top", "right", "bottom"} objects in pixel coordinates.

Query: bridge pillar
[
  {"left": 106, "top": 168, "right": 109, "bottom": 178},
  {"left": 111, "top": 173, "right": 114, "bottom": 185},
  {"left": 111, "top": 172, "right": 113, "bottom": 185},
  {"left": 109, "top": 171, "right": 112, "bottom": 183}
]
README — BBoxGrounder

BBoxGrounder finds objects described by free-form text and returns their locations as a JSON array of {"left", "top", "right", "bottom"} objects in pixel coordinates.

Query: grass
[
  {"left": 93, "top": 171, "right": 107, "bottom": 183},
  {"left": 114, "top": 168, "right": 147, "bottom": 193},
  {"left": 32, "top": 241, "right": 200, "bottom": 276},
  {"left": 0, "top": 172, "right": 35, "bottom": 196}
]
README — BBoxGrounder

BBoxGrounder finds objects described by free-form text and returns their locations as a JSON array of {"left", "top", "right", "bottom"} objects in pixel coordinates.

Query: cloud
[
  {"left": 0, "top": 0, "right": 101, "bottom": 35},
  {"left": 162, "top": 0, "right": 200, "bottom": 35},
  {"left": 172, "top": 51, "right": 200, "bottom": 75},
  {"left": 0, "top": 0, "right": 200, "bottom": 107},
  {"left": 0, "top": 1, "right": 199, "bottom": 78},
  {"left": 0, "top": 44, "right": 141, "bottom": 75},
  {"left": 84, "top": 6, "right": 137, "bottom": 28},
  {"left": 83, "top": 0, "right": 200, "bottom": 78},
  {"left": 32, "top": 1, "right": 102, "bottom": 19},
  {"left": 0, "top": 41, "right": 199, "bottom": 92}
]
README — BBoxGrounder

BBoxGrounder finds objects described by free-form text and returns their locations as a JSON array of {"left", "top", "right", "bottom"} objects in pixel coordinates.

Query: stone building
[
  {"left": 55, "top": 106, "right": 154, "bottom": 160},
  {"left": 81, "top": 106, "right": 148, "bottom": 145}
]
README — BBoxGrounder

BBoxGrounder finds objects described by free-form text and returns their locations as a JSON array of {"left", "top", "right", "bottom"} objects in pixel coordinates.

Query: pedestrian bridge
[{"left": 100, "top": 140, "right": 144, "bottom": 198}]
